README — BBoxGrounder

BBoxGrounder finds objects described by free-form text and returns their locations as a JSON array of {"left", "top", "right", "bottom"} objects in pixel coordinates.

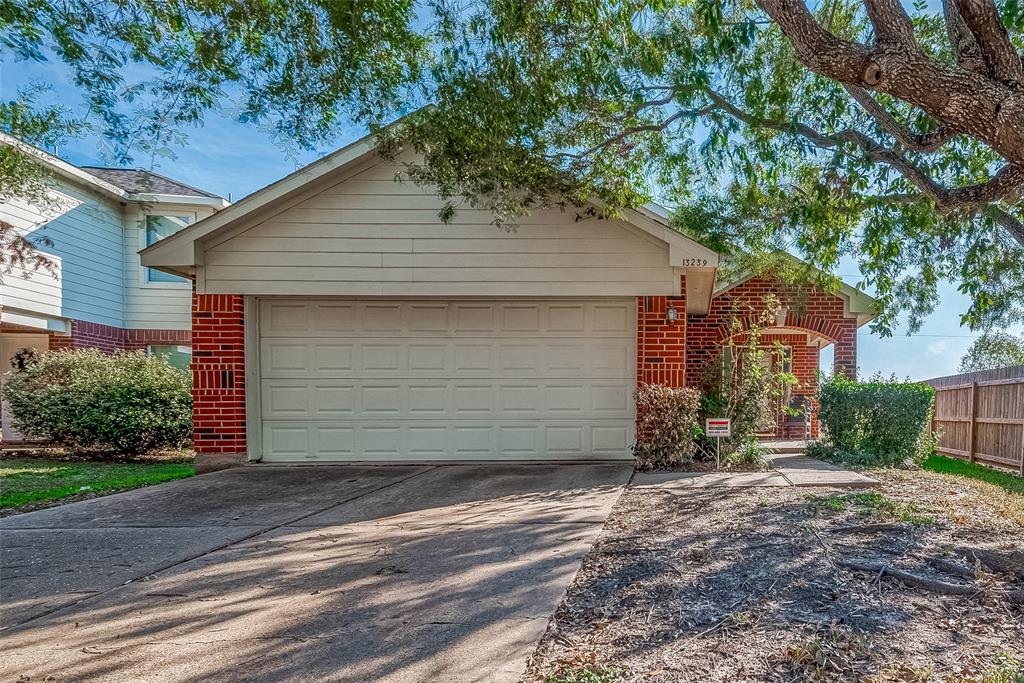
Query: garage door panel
[
  {"left": 408, "top": 344, "right": 447, "bottom": 371},
  {"left": 264, "top": 385, "right": 310, "bottom": 416},
  {"left": 258, "top": 298, "right": 635, "bottom": 461},
  {"left": 261, "top": 420, "right": 635, "bottom": 461},
  {"left": 261, "top": 338, "right": 634, "bottom": 379},
  {"left": 548, "top": 304, "right": 585, "bottom": 331},
  {"left": 408, "top": 426, "right": 447, "bottom": 456},
  {"left": 261, "top": 379, "right": 634, "bottom": 420},
  {"left": 314, "top": 386, "right": 356, "bottom": 416},
  {"left": 318, "top": 427, "right": 356, "bottom": 458},
  {"left": 408, "top": 385, "right": 448, "bottom": 414},
  {"left": 362, "top": 385, "right": 403, "bottom": 415},
  {"left": 453, "top": 385, "right": 493, "bottom": 414},
  {"left": 592, "top": 303, "right": 632, "bottom": 331},
  {"left": 264, "top": 426, "right": 310, "bottom": 459},
  {"left": 453, "top": 425, "right": 492, "bottom": 457},
  {"left": 592, "top": 425, "right": 631, "bottom": 453},
  {"left": 259, "top": 299, "right": 636, "bottom": 338}
]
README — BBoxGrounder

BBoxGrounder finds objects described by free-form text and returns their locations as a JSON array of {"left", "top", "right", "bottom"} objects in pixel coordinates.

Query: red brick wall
[
  {"left": 636, "top": 278, "right": 687, "bottom": 387},
  {"left": 683, "top": 277, "right": 859, "bottom": 438},
  {"left": 192, "top": 293, "right": 247, "bottom": 455},
  {"left": 46, "top": 320, "right": 190, "bottom": 353},
  {"left": 685, "top": 277, "right": 857, "bottom": 388}
]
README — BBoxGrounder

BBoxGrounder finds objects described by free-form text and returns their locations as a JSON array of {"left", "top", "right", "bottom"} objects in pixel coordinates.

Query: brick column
[
  {"left": 192, "top": 293, "right": 247, "bottom": 472},
  {"left": 636, "top": 280, "right": 687, "bottom": 387},
  {"left": 833, "top": 325, "right": 858, "bottom": 379}
]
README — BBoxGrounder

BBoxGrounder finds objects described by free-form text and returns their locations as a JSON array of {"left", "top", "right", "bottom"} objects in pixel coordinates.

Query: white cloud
[{"left": 927, "top": 340, "right": 948, "bottom": 355}]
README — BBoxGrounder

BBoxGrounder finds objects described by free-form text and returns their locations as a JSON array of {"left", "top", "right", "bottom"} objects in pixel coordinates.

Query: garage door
[{"left": 257, "top": 299, "right": 636, "bottom": 461}]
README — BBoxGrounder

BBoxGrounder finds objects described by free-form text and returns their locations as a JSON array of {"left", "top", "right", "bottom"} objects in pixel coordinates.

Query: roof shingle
[{"left": 80, "top": 167, "right": 221, "bottom": 199}]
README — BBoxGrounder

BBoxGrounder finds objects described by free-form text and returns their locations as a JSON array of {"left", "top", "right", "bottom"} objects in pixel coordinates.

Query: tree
[
  {"left": 959, "top": 331, "right": 1024, "bottom": 371},
  {"left": 2, "top": 0, "right": 1022, "bottom": 333},
  {"left": 0, "top": 89, "right": 82, "bottom": 281}
]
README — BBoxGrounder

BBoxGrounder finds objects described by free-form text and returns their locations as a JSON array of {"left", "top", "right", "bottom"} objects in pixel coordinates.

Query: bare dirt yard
[{"left": 526, "top": 469, "right": 1024, "bottom": 682}]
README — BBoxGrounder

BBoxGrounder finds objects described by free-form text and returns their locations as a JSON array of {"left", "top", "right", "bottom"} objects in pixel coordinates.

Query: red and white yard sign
[{"left": 705, "top": 418, "right": 731, "bottom": 438}]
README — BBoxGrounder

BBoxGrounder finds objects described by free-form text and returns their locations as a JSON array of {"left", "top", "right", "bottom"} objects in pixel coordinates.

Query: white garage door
[{"left": 257, "top": 298, "right": 636, "bottom": 461}]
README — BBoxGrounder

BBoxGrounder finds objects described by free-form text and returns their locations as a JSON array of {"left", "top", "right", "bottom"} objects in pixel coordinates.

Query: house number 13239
[{"left": 680, "top": 258, "right": 708, "bottom": 267}]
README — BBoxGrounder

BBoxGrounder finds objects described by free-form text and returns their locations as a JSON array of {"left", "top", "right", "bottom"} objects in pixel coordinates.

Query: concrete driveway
[{"left": 0, "top": 464, "right": 631, "bottom": 682}]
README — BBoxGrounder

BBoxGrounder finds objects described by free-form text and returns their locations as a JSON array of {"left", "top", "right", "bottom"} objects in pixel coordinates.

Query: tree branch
[
  {"left": 703, "top": 89, "right": 946, "bottom": 201},
  {"left": 953, "top": 0, "right": 1024, "bottom": 85},
  {"left": 559, "top": 104, "right": 716, "bottom": 161},
  {"left": 754, "top": 0, "right": 875, "bottom": 84},
  {"left": 944, "top": 164, "right": 1024, "bottom": 206},
  {"left": 701, "top": 89, "right": 1024, "bottom": 245},
  {"left": 844, "top": 85, "right": 955, "bottom": 152},
  {"left": 757, "top": 0, "right": 1024, "bottom": 167},
  {"left": 943, "top": 0, "right": 989, "bottom": 74},
  {"left": 990, "top": 206, "right": 1024, "bottom": 247},
  {"left": 863, "top": 0, "right": 916, "bottom": 47}
]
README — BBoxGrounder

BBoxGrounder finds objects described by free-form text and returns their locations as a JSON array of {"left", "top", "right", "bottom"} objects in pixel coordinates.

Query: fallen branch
[
  {"left": 837, "top": 558, "right": 980, "bottom": 596},
  {"left": 951, "top": 547, "right": 1024, "bottom": 580},
  {"left": 926, "top": 556, "right": 975, "bottom": 581}
]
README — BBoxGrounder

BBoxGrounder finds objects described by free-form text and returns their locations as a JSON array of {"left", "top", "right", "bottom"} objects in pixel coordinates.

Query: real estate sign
[{"left": 705, "top": 418, "right": 731, "bottom": 438}]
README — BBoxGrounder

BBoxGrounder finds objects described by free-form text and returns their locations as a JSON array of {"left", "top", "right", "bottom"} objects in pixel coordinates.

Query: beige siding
[
  {"left": 123, "top": 205, "right": 215, "bottom": 330},
  {"left": 0, "top": 181, "right": 124, "bottom": 327},
  {"left": 203, "top": 158, "right": 678, "bottom": 297},
  {"left": 0, "top": 175, "right": 216, "bottom": 331}
]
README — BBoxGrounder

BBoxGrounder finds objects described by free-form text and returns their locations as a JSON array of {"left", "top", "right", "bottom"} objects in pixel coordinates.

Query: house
[
  {"left": 0, "top": 134, "right": 228, "bottom": 441},
  {"left": 140, "top": 133, "right": 876, "bottom": 471}
]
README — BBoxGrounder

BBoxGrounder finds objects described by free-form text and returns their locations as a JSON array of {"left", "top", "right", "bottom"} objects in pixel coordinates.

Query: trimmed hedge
[
  {"left": 633, "top": 384, "right": 701, "bottom": 470},
  {"left": 816, "top": 373, "right": 936, "bottom": 467},
  {"left": 3, "top": 349, "right": 192, "bottom": 454}
]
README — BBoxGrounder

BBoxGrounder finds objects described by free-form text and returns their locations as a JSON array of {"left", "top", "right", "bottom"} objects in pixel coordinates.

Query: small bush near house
[
  {"left": 813, "top": 373, "right": 935, "bottom": 467},
  {"left": 633, "top": 384, "right": 701, "bottom": 470},
  {"left": 3, "top": 349, "right": 192, "bottom": 454}
]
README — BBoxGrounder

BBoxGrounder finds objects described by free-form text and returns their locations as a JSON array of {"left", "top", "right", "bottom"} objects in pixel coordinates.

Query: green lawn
[
  {"left": 0, "top": 458, "right": 194, "bottom": 509},
  {"left": 921, "top": 454, "right": 1024, "bottom": 496}
]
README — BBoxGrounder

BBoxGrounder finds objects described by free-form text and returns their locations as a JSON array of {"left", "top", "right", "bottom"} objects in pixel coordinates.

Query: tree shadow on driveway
[{"left": 0, "top": 463, "right": 631, "bottom": 683}]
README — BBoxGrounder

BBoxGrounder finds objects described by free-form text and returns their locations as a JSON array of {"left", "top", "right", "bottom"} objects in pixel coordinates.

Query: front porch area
[{"left": 639, "top": 275, "right": 869, "bottom": 441}]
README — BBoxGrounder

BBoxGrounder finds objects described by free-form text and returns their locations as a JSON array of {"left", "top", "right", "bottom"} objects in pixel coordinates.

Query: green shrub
[
  {"left": 633, "top": 383, "right": 701, "bottom": 470},
  {"left": 722, "top": 440, "right": 771, "bottom": 471},
  {"left": 3, "top": 349, "right": 192, "bottom": 454},
  {"left": 815, "top": 373, "right": 935, "bottom": 467}
]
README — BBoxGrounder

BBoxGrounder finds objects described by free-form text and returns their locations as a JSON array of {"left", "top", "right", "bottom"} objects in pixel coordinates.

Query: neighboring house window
[
  {"left": 149, "top": 345, "right": 192, "bottom": 370},
  {"left": 144, "top": 214, "right": 195, "bottom": 284}
]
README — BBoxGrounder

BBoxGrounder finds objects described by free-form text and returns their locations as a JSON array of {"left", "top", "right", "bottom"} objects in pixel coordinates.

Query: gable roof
[
  {"left": 714, "top": 251, "right": 878, "bottom": 327},
  {"left": 139, "top": 128, "right": 722, "bottom": 311},
  {"left": 0, "top": 132, "right": 227, "bottom": 209},
  {"left": 80, "top": 167, "right": 222, "bottom": 199},
  {"left": 140, "top": 131, "right": 381, "bottom": 260}
]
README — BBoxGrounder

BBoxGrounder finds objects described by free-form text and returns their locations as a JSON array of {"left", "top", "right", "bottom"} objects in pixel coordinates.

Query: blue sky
[{"left": 2, "top": 57, "right": 1020, "bottom": 381}]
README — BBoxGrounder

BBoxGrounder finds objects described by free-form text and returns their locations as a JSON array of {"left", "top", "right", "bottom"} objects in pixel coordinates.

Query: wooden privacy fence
[{"left": 924, "top": 365, "right": 1024, "bottom": 474}]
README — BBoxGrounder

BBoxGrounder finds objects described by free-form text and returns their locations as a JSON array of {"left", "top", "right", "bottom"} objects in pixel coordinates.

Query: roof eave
[
  {"left": 129, "top": 193, "right": 230, "bottom": 209},
  {"left": 0, "top": 132, "right": 129, "bottom": 202}
]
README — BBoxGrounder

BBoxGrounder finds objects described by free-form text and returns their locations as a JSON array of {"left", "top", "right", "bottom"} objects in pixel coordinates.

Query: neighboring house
[
  {"left": 0, "top": 134, "right": 227, "bottom": 441},
  {"left": 142, "top": 134, "right": 877, "bottom": 471}
]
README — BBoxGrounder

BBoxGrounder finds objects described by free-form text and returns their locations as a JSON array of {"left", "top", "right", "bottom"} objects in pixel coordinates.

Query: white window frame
[{"left": 139, "top": 210, "right": 198, "bottom": 289}]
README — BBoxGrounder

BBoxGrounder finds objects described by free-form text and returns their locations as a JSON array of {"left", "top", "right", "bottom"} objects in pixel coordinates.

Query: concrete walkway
[
  {"left": 1, "top": 464, "right": 631, "bottom": 683},
  {"left": 631, "top": 450, "right": 877, "bottom": 490}
]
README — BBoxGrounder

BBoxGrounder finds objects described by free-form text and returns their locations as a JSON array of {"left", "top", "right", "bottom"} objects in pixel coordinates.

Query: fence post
[
  {"left": 1018, "top": 420, "right": 1023, "bottom": 476},
  {"left": 967, "top": 381, "right": 977, "bottom": 463}
]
